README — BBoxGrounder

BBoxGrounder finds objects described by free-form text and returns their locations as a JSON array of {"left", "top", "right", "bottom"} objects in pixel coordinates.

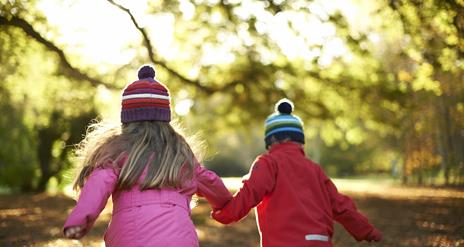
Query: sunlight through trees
[{"left": 0, "top": 0, "right": 463, "bottom": 191}]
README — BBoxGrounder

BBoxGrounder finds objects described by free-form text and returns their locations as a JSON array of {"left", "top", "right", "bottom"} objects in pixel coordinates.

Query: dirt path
[{"left": 0, "top": 183, "right": 463, "bottom": 246}]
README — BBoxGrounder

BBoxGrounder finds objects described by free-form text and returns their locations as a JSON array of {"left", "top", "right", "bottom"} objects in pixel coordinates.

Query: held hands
[
  {"left": 211, "top": 209, "right": 223, "bottom": 222},
  {"left": 211, "top": 209, "right": 229, "bottom": 224},
  {"left": 365, "top": 227, "right": 383, "bottom": 242},
  {"left": 64, "top": 225, "right": 85, "bottom": 239}
]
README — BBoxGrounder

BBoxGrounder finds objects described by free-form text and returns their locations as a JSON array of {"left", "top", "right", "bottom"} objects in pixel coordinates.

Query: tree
[
  {"left": 0, "top": 1, "right": 99, "bottom": 191},
  {"left": 387, "top": 0, "right": 464, "bottom": 185},
  {"left": 0, "top": 0, "right": 463, "bottom": 190}
]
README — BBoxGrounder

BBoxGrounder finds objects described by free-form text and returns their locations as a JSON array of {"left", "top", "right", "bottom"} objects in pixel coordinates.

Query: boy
[{"left": 212, "top": 99, "right": 382, "bottom": 247}]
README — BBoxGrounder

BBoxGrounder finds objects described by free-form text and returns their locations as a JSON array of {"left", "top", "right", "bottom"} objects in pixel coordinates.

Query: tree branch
[
  {"left": 106, "top": 0, "right": 247, "bottom": 94},
  {"left": 0, "top": 15, "right": 117, "bottom": 89},
  {"left": 106, "top": 0, "right": 217, "bottom": 93}
]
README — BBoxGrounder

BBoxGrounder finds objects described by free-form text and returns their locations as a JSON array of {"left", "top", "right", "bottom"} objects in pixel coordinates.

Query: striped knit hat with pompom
[
  {"left": 264, "top": 98, "right": 304, "bottom": 149},
  {"left": 121, "top": 65, "right": 171, "bottom": 123}
]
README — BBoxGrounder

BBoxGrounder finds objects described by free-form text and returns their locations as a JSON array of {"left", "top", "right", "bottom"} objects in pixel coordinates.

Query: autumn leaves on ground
[{"left": 0, "top": 179, "right": 463, "bottom": 247}]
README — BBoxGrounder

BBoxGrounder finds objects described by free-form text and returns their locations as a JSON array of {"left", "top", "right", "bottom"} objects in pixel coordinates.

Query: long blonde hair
[{"left": 73, "top": 120, "right": 201, "bottom": 191}]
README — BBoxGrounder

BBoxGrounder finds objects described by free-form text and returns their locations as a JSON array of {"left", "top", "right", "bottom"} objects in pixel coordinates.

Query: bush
[{"left": 204, "top": 155, "right": 248, "bottom": 177}]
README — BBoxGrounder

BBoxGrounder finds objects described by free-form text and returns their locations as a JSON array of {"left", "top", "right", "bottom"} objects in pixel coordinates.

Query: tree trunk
[
  {"left": 36, "top": 174, "right": 53, "bottom": 192},
  {"left": 35, "top": 113, "right": 62, "bottom": 192},
  {"left": 439, "top": 96, "right": 454, "bottom": 186}
]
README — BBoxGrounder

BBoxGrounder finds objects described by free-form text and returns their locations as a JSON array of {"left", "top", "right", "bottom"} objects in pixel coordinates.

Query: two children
[{"left": 64, "top": 65, "right": 382, "bottom": 246}]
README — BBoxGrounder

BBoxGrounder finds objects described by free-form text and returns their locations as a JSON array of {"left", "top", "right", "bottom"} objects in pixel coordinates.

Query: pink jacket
[{"left": 64, "top": 161, "right": 231, "bottom": 247}]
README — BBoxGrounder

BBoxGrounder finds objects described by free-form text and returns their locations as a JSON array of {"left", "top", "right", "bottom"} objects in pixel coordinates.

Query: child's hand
[
  {"left": 366, "top": 227, "right": 383, "bottom": 242},
  {"left": 211, "top": 209, "right": 228, "bottom": 224},
  {"left": 211, "top": 209, "right": 221, "bottom": 219},
  {"left": 64, "top": 225, "right": 85, "bottom": 239}
]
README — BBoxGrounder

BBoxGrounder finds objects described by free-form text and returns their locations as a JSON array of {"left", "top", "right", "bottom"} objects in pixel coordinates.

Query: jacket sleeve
[
  {"left": 195, "top": 164, "right": 232, "bottom": 210},
  {"left": 63, "top": 167, "right": 118, "bottom": 236},
  {"left": 321, "top": 168, "right": 374, "bottom": 241},
  {"left": 212, "top": 155, "right": 277, "bottom": 224}
]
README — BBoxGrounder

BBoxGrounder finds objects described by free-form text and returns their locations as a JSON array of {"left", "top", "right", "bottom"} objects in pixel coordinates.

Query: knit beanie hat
[
  {"left": 264, "top": 98, "right": 304, "bottom": 149},
  {"left": 121, "top": 65, "right": 171, "bottom": 123}
]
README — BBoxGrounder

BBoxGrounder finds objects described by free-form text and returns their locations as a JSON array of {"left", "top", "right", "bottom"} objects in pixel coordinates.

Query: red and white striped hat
[{"left": 121, "top": 65, "right": 171, "bottom": 123}]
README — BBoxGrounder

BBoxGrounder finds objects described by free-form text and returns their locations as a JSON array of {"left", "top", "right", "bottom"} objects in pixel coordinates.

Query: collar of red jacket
[{"left": 268, "top": 141, "right": 305, "bottom": 154}]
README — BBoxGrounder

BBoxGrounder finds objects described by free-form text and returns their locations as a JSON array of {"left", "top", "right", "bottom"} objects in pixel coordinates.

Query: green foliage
[
  {"left": 204, "top": 155, "right": 248, "bottom": 177},
  {"left": 385, "top": 0, "right": 464, "bottom": 185},
  {"left": 0, "top": 18, "right": 98, "bottom": 191},
  {"left": 0, "top": 86, "right": 37, "bottom": 191},
  {"left": 0, "top": 0, "right": 463, "bottom": 191}
]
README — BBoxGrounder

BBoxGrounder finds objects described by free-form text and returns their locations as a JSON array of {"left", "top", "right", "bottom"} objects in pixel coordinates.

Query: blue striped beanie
[{"left": 264, "top": 98, "right": 304, "bottom": 149}]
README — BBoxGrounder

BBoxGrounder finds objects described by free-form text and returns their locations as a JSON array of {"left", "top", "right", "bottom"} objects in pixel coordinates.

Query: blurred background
[{"left": 0, "top": 0, "right": 463, "bottom": 246}]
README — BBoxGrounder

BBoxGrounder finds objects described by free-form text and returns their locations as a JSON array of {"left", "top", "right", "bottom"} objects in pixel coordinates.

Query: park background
[{"left": 0, "top": 0, "right": 463, "bottom": 246}]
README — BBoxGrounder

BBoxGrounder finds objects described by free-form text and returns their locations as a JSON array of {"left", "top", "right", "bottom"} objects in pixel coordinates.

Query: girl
[{"left": 63, "top": 65, "right": 232, "bottom": 247}]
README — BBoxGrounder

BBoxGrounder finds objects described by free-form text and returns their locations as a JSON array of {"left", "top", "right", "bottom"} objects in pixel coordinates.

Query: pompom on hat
[
  {"left": 264, "top": 98, "right": 304, "bottom": 149},
  {"left": 121, "top": 65, "right": 171, "bottom": 123}
]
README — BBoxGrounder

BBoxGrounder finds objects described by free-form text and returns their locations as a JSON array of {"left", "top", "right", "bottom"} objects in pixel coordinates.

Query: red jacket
[{"left": 213, "top": 142, "right": 376, "bottom": 247}]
